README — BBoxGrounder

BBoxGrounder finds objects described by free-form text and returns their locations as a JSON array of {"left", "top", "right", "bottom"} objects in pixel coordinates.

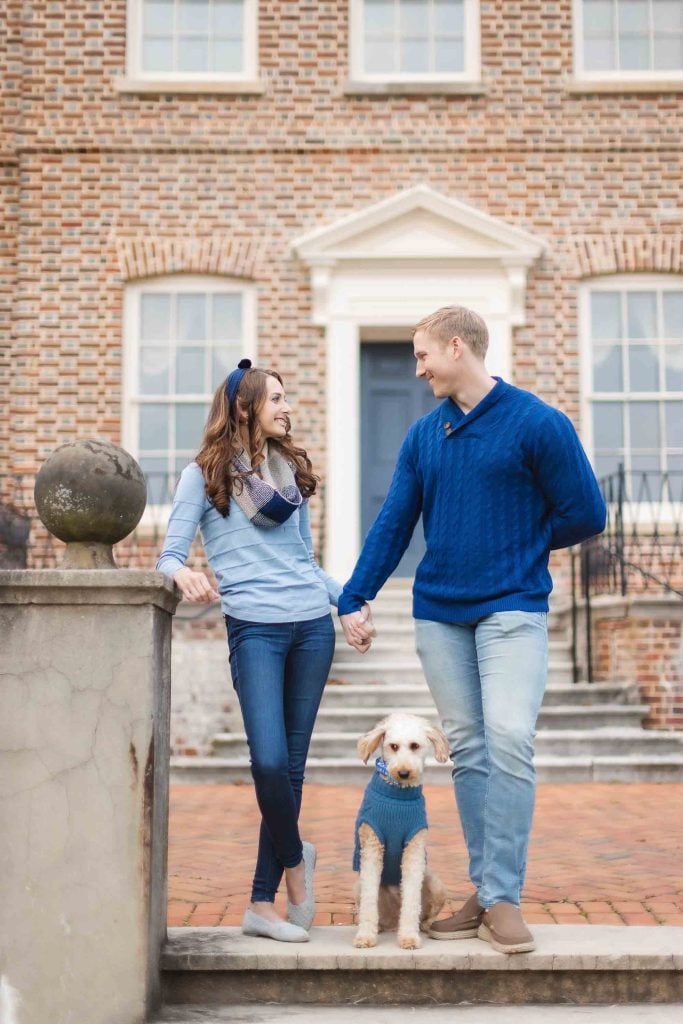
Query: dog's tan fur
[{"left": 353, "top": 713, "right": 450, "bottom": 949}]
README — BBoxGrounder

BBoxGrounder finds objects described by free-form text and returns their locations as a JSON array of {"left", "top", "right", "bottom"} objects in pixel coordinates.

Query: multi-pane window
[
  {"left": 126, "top": 280, "right": 253, "bottom": 503},
  {"left": 583, "top": 279, "right": 683, "bottom": 499},
  {"left": 352, "top": 0, "right": 479, "bottom": 80},
  {"left": 578, "top": 0, "right": 683, "bottom": 76},
  {"left": 132, "top": 0, "right": 255, "bottom": 77}
]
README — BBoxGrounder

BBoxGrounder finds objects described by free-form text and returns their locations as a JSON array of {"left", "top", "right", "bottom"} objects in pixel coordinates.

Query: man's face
[{"left": 413, "top": 329, "right": 458, "bottom": 398}]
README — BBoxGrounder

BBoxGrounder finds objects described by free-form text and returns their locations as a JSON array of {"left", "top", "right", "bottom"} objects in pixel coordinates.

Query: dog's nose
[{"left": 398, "top": 771, "right": 410, "bottom": 779}]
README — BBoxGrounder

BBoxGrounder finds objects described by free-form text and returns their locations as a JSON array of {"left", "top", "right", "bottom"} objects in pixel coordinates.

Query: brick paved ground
[{"left": 168, "top": 783, "right": 683, "bottom": 928}]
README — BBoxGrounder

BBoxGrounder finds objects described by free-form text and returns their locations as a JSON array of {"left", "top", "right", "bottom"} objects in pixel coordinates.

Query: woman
[{"left": 157, "top": 359, "right": 370, "bottom": 943}]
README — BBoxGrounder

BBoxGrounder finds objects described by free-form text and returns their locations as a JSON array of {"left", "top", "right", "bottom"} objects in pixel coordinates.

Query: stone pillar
[{"left": 0, "top": 569, "right": 179, "bottom": 1024}]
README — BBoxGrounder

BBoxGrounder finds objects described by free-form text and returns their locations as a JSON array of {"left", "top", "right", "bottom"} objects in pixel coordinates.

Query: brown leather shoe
[
  {"left": 426, "top": 892, "right": 483, "bottom": 940},
  {"left": 477, "top": 901, "right": 535, "bottom": 953}
]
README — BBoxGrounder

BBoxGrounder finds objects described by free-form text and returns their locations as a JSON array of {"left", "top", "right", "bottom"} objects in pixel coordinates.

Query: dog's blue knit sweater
[{"left": 352, "top": 766, "right": 428, "bottom": 886}]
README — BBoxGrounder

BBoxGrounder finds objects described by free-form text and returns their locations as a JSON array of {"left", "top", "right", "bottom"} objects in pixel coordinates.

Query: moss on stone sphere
[{"left": 34, "top": 440, "right": 147, "bottom": 544}]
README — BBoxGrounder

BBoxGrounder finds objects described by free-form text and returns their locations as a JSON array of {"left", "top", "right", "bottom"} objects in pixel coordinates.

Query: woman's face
[{"left": 256, "top": 374, "right": 292, "bottom": 440}]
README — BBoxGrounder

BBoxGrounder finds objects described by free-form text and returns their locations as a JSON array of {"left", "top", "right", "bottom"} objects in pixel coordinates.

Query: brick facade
[
  {"left": 1, "top": 2, "right": 681, "bottom": 720},
  {"left": 592, "top": 598, "right": 683, "bottom": 730}
]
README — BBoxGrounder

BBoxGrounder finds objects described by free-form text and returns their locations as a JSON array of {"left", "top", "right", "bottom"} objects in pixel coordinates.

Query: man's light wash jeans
[{"left": 415, "top": 611, "right": 548, "bottom": 909}]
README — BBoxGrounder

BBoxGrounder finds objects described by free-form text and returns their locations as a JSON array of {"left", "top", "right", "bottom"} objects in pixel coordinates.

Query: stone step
[
  {"left": 160, "top": 925, "right": 683, "bottom": 1006},
  {"left": 320, "top": 682, "right": 639, "bottom": 709},
  {"left": 211, "top": 723, "right": 683, "bottom": 763},
  {"left": 150, "top": 1006, "right": 683, "bottom": 1024},
  {"left": 335, "top": 612, "right": 569, "bottom": 634},
  {"left": 332, "top": 632, "right": 573, "bottom": 657},
  {"left": 309, "top": 704, "right": 649, "bottom": 734},
  {"left": 327, "top": 660, "right": 576, "bottom": 687},
  {"left": 171, "top": 751, "right": 683, "bottom": 784},
  {"left": 330, "top": 638, "right": 572, "bottom": 668}
]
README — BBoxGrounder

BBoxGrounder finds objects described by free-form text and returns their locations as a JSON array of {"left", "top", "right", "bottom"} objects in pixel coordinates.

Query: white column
[
  {"left": 325, "top": 318, "right": 361, "bottom": 582},
  {"left": 486, "top": 315, "right": 513, "bottom": 382}
]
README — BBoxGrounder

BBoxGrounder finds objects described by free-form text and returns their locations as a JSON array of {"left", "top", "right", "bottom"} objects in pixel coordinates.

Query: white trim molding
[
  {"left": 292, "top": 184, "right": 546, "bottom": 579},
  {"left": 123, "top": 274, "right": 257, "bottom": 520},
  {"left": 349, "top": 0, "right": 481, "bottom": 86},
  {"left": 578, "top": 272, "right": 683, "bottom": 523},
  {"left": 572, "top": 0, "right": 683, "bottom": 88},
  {"left": 123, "top": 0, "right": 260, "bottom": 90}
]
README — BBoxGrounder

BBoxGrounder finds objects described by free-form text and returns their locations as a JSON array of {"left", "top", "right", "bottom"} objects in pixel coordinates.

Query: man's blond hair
[{"left": 413, "top": 305, "right": 489, "bottom": 359}]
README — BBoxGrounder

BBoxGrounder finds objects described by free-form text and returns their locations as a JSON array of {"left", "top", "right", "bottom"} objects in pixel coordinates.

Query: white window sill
[
  {"left": 114, "top": 76, "right": 266, "bottom": 95},
  {"left": 565, "top": 77, "right": 683, "bottom": 94},
  {"left": 344, "top": 79, "right": 487, "bottom": 96}
]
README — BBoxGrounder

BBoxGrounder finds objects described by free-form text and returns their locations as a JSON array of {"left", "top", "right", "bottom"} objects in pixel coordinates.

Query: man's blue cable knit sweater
[{"left": 338, "top": 379, "right": 606, "bottom": 622}]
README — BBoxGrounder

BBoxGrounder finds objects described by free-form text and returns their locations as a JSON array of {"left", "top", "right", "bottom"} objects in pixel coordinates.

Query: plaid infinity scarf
[{"left": 232, "top": 443, "right": 302, "bottom": 528}]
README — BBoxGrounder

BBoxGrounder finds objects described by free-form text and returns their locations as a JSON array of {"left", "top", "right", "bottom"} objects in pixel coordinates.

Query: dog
[{"left": 352, "top": 712, "right": 450, "bottom": 949}]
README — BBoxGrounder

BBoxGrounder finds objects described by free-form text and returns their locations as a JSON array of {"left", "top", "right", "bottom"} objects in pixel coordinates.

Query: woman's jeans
[
  {"left": 415, "top": 611, "right": 548, "bottom": 909},
  {"left": 226, "top": 613, "right": 335, "bottom": 904}
]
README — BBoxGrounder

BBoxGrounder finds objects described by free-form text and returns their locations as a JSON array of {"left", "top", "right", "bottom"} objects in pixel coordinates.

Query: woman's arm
[
  {"left": 298, "top": 499, "right": 343, "bottom": 606},
  {"left": 156, "top": 463, "right": 219, "bottom": 603}
]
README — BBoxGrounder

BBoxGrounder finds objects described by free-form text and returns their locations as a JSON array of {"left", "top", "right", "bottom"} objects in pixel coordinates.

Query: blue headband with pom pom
[{"left": 226, "top": 358, "right": 253, "bottom": 404}]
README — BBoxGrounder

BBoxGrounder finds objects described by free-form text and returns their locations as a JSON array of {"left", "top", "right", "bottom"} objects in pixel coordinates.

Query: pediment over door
[
  {"left": 293, "top": 184, "right": 546, "bottom": 264},
  {"left": 292, "top": 188, "right": 546, "bottom": 580},
  {"left": 292, "top": 185, "right": 545, "bottom": 326}
]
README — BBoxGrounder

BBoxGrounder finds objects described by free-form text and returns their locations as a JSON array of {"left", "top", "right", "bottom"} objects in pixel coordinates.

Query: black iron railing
[{"left": 571, "top": 466, "right": 683, "bottom": 683}]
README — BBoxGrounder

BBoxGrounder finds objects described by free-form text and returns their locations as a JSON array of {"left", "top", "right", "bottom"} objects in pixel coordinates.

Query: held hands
[
  {"left": 173, "top": 567, "right": 220, "bottom": 604},
  {"left": 340, "top": 604, "right": 376, "bottom": 654}
]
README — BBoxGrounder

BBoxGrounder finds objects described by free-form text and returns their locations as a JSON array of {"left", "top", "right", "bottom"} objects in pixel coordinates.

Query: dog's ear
[
  {"left": 426, "top": 726, "right": 450, "bottom": 764},
  {"left": 357, "top": 722, "right": 386, "bottom": 764}
]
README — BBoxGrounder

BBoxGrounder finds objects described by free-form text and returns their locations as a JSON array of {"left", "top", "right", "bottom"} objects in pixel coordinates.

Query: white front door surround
[{"left": 292, "top": 186, "right": 546, "bottom": 581}]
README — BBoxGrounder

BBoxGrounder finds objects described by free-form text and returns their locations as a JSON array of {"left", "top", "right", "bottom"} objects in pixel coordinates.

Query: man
[{"left": 338, "top": 305, "right": 605, "bottom": 954}]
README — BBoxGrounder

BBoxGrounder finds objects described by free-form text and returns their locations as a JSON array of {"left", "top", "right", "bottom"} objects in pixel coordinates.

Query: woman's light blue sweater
[{"left": 156, "top": 461, "right": 341, "bottom": 623}]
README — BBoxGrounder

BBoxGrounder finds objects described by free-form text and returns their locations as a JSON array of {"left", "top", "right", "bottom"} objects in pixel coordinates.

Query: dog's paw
[
  {"left": 353, "top": 931, "right": 378, "bottom": 948},
  {"left": 398, "top": 933, "right": 421, "bottom": 950}
]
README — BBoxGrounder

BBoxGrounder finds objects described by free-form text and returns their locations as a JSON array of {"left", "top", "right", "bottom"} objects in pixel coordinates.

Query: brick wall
[
  {"left": 2, "top": 0, "right": 682, "bottom": 586},
  {"left": 593, "top": 600, "right": 683, "bottom": 730}
]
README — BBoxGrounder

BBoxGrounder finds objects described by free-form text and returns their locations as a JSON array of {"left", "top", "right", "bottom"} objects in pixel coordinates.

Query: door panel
[{"left": 360, "top": 342, "right": 439, "bottom": 577}]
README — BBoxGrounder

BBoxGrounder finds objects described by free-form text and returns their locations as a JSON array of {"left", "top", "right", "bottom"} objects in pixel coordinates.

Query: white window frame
[
  {"left": 349, "top": 0, "right": 481, "bottom": 84},
  {"left": 573, "top": 0, "right": 683, "bottom": 85},
  {"left": 123, "top": 274, "right": 257, "bottom": 515},
  {"left": 579, "top": 273, "right": 683, "bottom": 523},
  {"left": 124, "top": 0, "right": 259, "bottom": 86}
]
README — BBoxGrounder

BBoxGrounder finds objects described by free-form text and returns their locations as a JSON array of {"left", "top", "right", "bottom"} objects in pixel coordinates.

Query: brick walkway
[{"left": 168, "top": 783, "right": 683, "bottom": 928}]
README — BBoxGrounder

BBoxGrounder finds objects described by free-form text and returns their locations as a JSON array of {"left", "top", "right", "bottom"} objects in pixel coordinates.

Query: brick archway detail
[
  {"left": 113, "top": 235, "right": 267, "bottom": 282},
  {"left": 571, "top": 231, "right": 683, "bottom": 278}
]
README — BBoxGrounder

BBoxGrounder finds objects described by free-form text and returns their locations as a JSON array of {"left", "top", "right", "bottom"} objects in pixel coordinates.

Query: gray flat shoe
[
  {"left": 241, "top": 907, "right": 309, "bottom": 943},
  {"left": 287, "top": 840, "right": 316, "bottom": 931}
]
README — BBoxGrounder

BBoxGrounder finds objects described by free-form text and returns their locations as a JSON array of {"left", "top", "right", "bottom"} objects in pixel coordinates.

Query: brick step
[
  {"left": 171, "top": 751, "right": 683, "bottom": 785},
  {"left": 159, "top": 925, "right": 683, "bottom": 1007},
  {"left": 309, "top": 704, "right": 649, "bottom": 734},
  {"left": 320, "top": 682, "right": 639, "bottom": 709},
  {"left": 210, "top": 723, "right": 683, "bottom": 763}
]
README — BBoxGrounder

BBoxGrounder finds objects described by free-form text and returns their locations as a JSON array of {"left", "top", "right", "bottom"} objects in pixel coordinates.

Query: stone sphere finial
[{"left": 34, "top": 440, "right": 147, "bottom": 569}]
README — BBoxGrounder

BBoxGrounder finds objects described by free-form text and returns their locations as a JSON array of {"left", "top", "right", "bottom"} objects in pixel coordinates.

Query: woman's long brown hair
[{"left": 195, "top": 368, "right": 318, "bottom": 515}]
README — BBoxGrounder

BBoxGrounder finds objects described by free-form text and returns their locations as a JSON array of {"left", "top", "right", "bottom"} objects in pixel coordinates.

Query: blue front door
[{"left": 360, "top": 342, "right": 440, "bottom": 577}]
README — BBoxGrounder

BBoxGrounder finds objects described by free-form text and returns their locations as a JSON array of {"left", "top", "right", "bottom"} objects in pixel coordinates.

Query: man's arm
[
  {"left": 338, "top": 429, "right": 423, "bottom": 615},
  {"left": 530, "top": 409, "right": 606, "bottom": 550}
]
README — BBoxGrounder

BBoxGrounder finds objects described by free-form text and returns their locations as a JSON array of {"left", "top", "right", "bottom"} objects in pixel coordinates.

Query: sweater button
[{"left": 444, "top": 421, "right": 451, "bottom": 429}]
